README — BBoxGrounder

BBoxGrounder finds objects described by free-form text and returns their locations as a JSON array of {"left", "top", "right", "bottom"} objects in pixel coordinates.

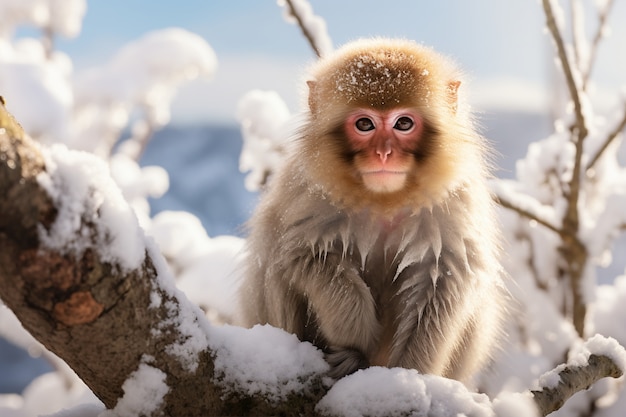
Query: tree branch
[
  {"left": 569, "top": 0, "right": 583, "bottom": 84},
  {"left": 542, "top": 0, "right": 588, "bottom": 141},
  {"left": 0, "top": 102, "right": 326, "bottom": 416},
  {"left": 583, "top": 0, "right": 615, "bottom": 90},
  {"left": 542, "top": 0, "right": 590, "bottom": 338},
  {"left": 586, "top": 104, "right": 626, "bottom": 172},
  {"left": 492, "top": 190, "right": 564, "bottom": 238},
  {"left": 543, "top": 0, "right": 587, "bottom": 235},
  {"left": 283, "top": 0, "right": 323, "bottom": 58},
  {"left": 532, "top": 354, "right": 623, "bottom": 417}
]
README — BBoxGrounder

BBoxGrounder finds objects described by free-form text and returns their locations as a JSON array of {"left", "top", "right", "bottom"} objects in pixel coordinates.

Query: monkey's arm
[
  {"left": 390, "top": 244, "right": 501, "bottom": 382},
  {"left": 279, "top": 251, "right": 381, "bottom": 378}
]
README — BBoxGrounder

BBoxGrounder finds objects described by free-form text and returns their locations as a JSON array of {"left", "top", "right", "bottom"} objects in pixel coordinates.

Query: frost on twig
[
  {"left": 586, "top": 105, "right": 626, "bottom": 172},
  {"left": 582, "top": 0, "right": 615, "bottom": 90},
  {"left": 531, "top": 335, "right": 626, "bottom": 417},
  {"left": 491, "top": 180, "right": 563, "bottom": 237},
  {"left": 278, "top": 0, "right": 333, "bottom": 58}
]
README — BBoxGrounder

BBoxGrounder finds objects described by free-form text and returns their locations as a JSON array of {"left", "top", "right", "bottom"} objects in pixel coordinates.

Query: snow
[
  {"left": 208, "top": 324, "right": 329, "bottom": 402},
  {"left": 0, "top": 47, "right": 72, "bottom": 143},
  {"left": 73, "top": 27, "right": 217, "bottom": 156},
  {"left": 0, "top": 0, "right": 85, "bottom": 38},
  {"left": 37, "top": 144, "right": 146, "bottom": 271},
  {"left": 100, "top": 363, "right": 169, "bottom": 417},
  {"left": 536, "top": 334, "right": 626, "bottom": 391},
  {"left": 593, "top": 275, "right": 626, "bottom": 346},
  {"left": 537, "top": 363, "right": 566, "bottom": 390},
  {"left": 316, "top": 367, "right": 493, "bottom": 417},
  {"left": 149, "top": 211, "right": 215, "bottom": 268},
  {"left": 144, "top": 237, "right": 211, "bottom": 374},
  {"left": 0, "top": 372, "right": 104, "bottom": 417},
  {"left": 578, "top": 335, "right": 626, "bottom": 372},
  {"left": 490, "top": 179, "right": 560, "bottom": 227},
  {"left": 42, "top": 404, "right": 103, "bottom": 417},
  {"left": 109, "top": 152, "right": 169, "bottom": 228},
  {"left": 492, "top": 392, "right": 539, "bottom": 417},
  {"left": 74, "top": 28, "right": 217, "bottom": 111},
  {"left": 44, "top": 0, "right": 86, "bottom": 39},
  {"left": 237, "top": 89, "right": 293, "bottom": 191},
  {"left": 175, "top": 234, "right": 244, "bottom": 321}
]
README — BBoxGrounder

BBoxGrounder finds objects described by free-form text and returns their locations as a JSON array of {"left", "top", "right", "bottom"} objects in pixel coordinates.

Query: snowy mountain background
[{"left": 1, "top": 109, "right": 624, "bottom": 395}]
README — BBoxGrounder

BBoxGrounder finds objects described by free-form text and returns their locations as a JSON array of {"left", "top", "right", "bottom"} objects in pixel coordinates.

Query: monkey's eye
[
  {"left": 393, "top": 116, "right": 414, "bottom": 131},
  {"left": 355, "top": 117, "right": 375, "bottom": 132}
]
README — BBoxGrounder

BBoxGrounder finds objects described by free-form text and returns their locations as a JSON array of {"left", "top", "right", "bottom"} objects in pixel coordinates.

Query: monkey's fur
[{"left": 239, "top": 38, "right": 506, "bottom": 383}]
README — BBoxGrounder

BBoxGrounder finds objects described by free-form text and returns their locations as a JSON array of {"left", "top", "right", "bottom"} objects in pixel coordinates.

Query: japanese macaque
[{"left": 238, "top": 38, "right": 506, "bottom": 383}]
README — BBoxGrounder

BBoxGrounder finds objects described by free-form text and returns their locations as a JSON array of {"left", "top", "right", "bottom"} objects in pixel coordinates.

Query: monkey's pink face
[{"left": 344, "top": 108, "right": 423, "bottom": 193}]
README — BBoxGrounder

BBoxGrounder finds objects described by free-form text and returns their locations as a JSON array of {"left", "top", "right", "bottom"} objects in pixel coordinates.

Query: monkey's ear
[
  {"left": 307, "top": 80, "right": 318, "bottom": 114},
  {"left": 447, "top": 80, "right": 461, "bottom": 114}
]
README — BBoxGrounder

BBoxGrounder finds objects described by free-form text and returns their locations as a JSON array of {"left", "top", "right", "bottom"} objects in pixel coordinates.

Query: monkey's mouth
[{"left": 361, "top": 170, "right": 407, "bottom": 193}]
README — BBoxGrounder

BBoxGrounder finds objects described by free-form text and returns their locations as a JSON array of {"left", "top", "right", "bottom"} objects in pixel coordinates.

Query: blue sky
[
  {"left": 59, "top": 1, "right": 544, "bottom": 72},
  {"left": 48, "top": 0, "right": 626, "bottom": 124}
]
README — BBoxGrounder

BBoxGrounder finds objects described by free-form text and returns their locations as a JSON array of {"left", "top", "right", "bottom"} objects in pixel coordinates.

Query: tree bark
[
  {"left": 532, "top": 354, "right": 624, "bottom": 417},
  {"left": 0, "top": 103, "right": 325, "bottom": 415}
]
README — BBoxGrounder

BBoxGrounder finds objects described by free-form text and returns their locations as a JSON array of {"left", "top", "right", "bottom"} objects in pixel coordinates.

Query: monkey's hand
[
  {"left": 325, "top": 347, "right": 369, "bottom": 379},
  {"left": 296, "top": 257, "right": 380, "bottom": 378}
]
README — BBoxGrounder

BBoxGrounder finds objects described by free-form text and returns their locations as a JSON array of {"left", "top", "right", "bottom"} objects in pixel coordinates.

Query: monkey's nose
[{"left": 376, "top": 140, "right": 392, "bottom": 162}]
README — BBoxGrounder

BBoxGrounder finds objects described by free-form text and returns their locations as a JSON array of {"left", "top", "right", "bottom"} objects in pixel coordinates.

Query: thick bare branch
[{"left": 532, "top": 354, "right": 623, "bottom": 417}]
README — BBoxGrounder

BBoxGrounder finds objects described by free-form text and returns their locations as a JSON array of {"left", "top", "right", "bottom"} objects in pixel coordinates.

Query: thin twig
[
  {"left": 284, "top": 0, "right": 322, "bottom": 58},
  {"left": 42, "top": 26, "right": 54, "bottom": 60},
  {"left": 542, "top": 0, "right": 588, "bottom": 141},
  {"left": 569, "top": 0, "right": 583, "bottom": 80},
  {"left": 494, "top": 194, "right": 565, "bottom": 238},
  {"left": 587, "top": 105, "right": 626, "bottom": 171},
  {"left": 583, "top": 0, "right": 615, "bottom": 90},
  {"left": 542, "top": 0, "right": 588, "bottom": 230}
]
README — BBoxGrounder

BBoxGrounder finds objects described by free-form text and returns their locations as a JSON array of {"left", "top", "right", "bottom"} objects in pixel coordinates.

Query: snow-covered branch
[
  {"left": 531, "top": 335, "right": 626, "bottom": 417},
  {"left": 74, "top": 28, "right": 217, "bottom": 158},
  {"left": 492, "top": 180, "right": 564, "bottom": 237},
  {"left": 582, "top": 0, "right": 615, "bottom": 89},
  {"left": 0, "top": 102, "right": 329, "bottom": 416},
  {"left": 586, "top": 104, "right": 626, "bottom": 171},
  {"left": 278, "top": 0, "right": 333, "bottom": 58},
  {"left": 533, "top": 354, "right": 622, "bottom": 416},
  {"left": 237, "top": 90, "right": 291, "bottom": 191}
]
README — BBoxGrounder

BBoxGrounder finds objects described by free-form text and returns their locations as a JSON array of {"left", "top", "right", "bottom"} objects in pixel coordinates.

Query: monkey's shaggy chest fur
[{"left": 240, "top": 170, "right": 505, "bottom": 381}]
